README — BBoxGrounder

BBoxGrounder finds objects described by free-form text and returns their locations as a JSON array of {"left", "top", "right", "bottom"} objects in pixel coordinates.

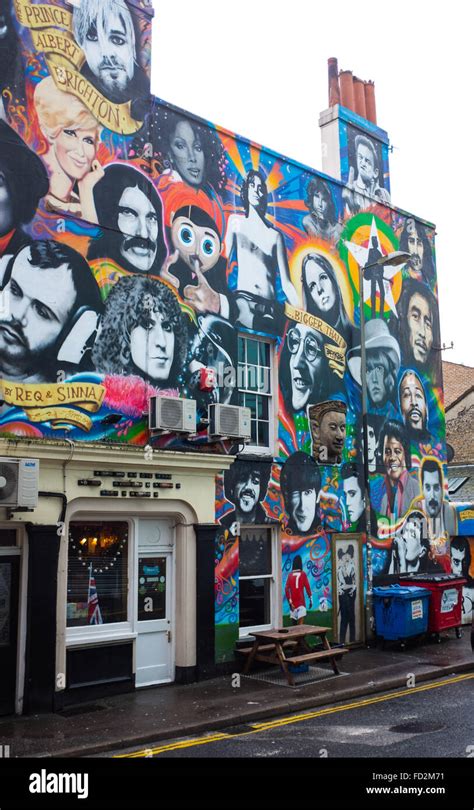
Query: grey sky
[{"left": 151, "top": 0, "right": 473, "bottom": 366}]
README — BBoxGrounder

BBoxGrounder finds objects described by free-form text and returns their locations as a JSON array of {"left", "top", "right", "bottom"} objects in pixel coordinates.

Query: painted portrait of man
[
  {"left": 279, "top": 322, "right": 337, "bottom": 414},
  {"left": 88, "top": 164, "right": 167, "bottom": 275},
  {"left": 399, "top": 369, "right": 430, "bottom": 440},
  {"left": 343, "top": 131, "right": 390, "bottom": 214},
  {"left": 280, "top": 451, "right": 321, "bottom": 535},
  {"left": 399, "top": 218, "right": 435, "bottom": 286},
  {"left": 0, "top": 240, "right": 102, "bottom": 382},
  {"left": 341, "top": 461, "right": 365, "bottom": 531},
  {"left": 220, "top": 460, "right": 272, "bottom": 530},
  {"left": 0, "top": 122, "right": 48, "bottom": 265},
  {"left": 72, "top": 0, "right": 149, "bottom": 109},
  {"left": 224, "top": 170, "right": 298, "bottom": 332},
  {"left": 91, "top": 275, "right": 188, "bottom": 389},
  {"left": 397, "top": 278, "right": 440, "bottom": 376}
]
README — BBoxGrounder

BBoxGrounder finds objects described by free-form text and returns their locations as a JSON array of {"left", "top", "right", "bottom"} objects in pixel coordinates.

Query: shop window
[
  {"left": 238, "top": 336, "right": 273, "bottom": 452},
  {"left": 0, "top": 530, "right": 17, "bottom": 547},
  {"left": 239, "top": 527, "right": 275, "bottom": 632},
  {"left": 67, "top": 522, "right": 128, "bottom": 627}
]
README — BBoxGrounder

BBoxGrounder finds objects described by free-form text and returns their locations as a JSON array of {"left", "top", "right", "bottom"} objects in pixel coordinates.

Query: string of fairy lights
[{"left": 69, "top": 527, "right": 128, "bottom": 574}]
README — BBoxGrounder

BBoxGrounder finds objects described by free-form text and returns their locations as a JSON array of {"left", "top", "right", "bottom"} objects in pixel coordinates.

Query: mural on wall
[{"left": 0, "top": 0, "right": 456, "bottom": 657}]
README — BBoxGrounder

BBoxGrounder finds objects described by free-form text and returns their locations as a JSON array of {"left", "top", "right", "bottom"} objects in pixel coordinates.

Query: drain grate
[
  {"left": 242, "top": 665, "right": 349, "bottom": 688},
  {"left": 60, "top": 703, "right": 106, "bottom": 718}
]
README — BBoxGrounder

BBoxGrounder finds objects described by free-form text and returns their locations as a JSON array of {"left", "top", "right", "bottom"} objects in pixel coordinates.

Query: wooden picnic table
[{"left": 241, "top": 624, "right": 348, "bottom": 686}]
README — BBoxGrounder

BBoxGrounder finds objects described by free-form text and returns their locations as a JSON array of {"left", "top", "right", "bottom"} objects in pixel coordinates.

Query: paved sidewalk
[{"left": 1, "top": 632, "right": 472, "bottom": 758}]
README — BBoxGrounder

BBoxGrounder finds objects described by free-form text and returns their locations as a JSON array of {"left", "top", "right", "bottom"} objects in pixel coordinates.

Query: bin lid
[
  {"left": 373, "top": 584, "right": 430, "bottom": 599},
  {"left": 399, "top": 573, "right": 466, "bottom": 585}
]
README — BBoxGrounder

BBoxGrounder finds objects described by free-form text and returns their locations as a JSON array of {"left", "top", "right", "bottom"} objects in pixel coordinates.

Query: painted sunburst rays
[{"left": 221, "top": 136, "right": 306, "bottom": 240}]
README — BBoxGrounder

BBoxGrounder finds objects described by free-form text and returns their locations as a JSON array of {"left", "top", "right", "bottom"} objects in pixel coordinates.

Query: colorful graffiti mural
[{"left": 0, "top": 0, "right": 455, "bottom": 661}]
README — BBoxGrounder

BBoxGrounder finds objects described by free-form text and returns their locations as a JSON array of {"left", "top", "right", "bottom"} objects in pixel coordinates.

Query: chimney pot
[
  {"left": 353, "top": 76, "right": 367, "bottom": 119},
  {"left": 328, "top": 57, "right": 340, "bottom": 107},
  {"left": 364, "top": 80, "right": 377, "bottom": 124},
  {"left": 339, "top": 70, "right": 355, "bottom": 113}
]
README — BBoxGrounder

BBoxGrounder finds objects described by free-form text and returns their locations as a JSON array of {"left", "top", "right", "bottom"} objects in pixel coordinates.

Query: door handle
[{"left": 167, "top": 630, "right": 172, "bottom": 643}]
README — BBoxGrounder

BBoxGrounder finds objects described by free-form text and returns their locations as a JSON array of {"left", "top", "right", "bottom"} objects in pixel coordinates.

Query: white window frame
[
  {"left": 66, "top": 516, "right": 135, "bottom": 647},
  {"left": 237, "top": 333, "right": 276, "bottom": 456},
  {"left": 238, "top": 525, "right": 280, "bottom": 638}
]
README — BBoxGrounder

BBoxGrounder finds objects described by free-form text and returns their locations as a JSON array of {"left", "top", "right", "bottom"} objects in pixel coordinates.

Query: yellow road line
[
  {"left": 117, "top": 671, "right": 474, "bottom": 757},
  {"left": 252, "top": 671, "right": 474, "bottom": 731},
  {"left": 115, "top": 733, "right": 229, "bottom": 758}
]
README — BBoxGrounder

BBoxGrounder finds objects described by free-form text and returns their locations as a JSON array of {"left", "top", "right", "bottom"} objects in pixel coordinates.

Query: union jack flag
[{"left": 87, "top": 564, "right": 103, "bottom": 625}]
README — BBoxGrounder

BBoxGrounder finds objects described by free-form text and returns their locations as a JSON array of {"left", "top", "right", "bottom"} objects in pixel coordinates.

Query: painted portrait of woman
[
  {"left": 133, "top": 105, "right": 227, "bottom": 193},
  {"left": 92, "top": 276, "right": 188, "bottom": 389},
  {"left": 301, "top": 252, "right": 351, "bottom": 341},
  {"left": 34, "top": 76, "right": 104, "bottom": 221}
]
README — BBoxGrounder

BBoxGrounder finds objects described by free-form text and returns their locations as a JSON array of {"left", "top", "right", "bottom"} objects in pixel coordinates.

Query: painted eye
[
  {"left": 178, "top": 226, "right": 194, "bottom": 247},
  {"left": 201, "top": 237, "right": 216, "bottom": 257}
]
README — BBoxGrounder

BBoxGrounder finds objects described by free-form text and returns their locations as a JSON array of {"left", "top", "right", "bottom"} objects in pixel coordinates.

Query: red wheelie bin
[{"left": 399, "top": 573, "right": 466, "bottom": 642}]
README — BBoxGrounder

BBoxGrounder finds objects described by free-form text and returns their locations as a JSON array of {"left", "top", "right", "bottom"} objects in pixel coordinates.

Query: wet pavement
[{"left": 1, "top": 631, "right": 472, "bottom": 758}]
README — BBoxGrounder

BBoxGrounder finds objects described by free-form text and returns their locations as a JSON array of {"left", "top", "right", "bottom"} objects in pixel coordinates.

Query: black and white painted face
[
  {"left": 0, "top": 247, "right": 75, "bottom": 376},
  {"left": 234, "top": 471, "right": 261, "bottom": 514},
  {"left": 407, "top": 230, "right": 424, "bottom": 271},
  {"left": 247, "top": 174, "right": 264, "bottom": 209},
  {"left": 423, "top": 469, "right": 442, "bottom": 518},
  {"left": 343, "top": 476, "right": 364, "bottom": 523},
  {"left": 118, "top": 185, "right": 159, "bottom": 272},
  {"left": 304, "top": 260, "right": 336, "bottom": 313},
  {"left": 407, "top": 293, "right": 433, "bottom": 365},
  {"left": 0, "top": 168, "right": 13, "bottom": 236},
  {"left": 287, "top": 324, "right": 323, "bottom": 411},
  {"left": 402, "top": 519, "right": 423, "bottom": 563},
  {"left": 169, "top": 121, "right": 205, "bottom": 187},
  {"left": 289, "top": 487, "right": 317, "bottom": 533},
  {"left": 366, "top": 359, "right": 387, "bottom": 406},
  {"left": 83, "top": 10, "right": 135, "bottom": 98},
  {"left": 311, "top": 190, "right": 328, "bottom": 219},
  {"left": 451, "top": 547, "right": 465, "bottom": 577},
  {"left": 400, "top": 372, "right": 427, "bottom": 431},
  {"left": 357, "top": 143, "right": 377, "bottom": 185},
  {"left": 130, "top": 309, "right": 175, "bottom": 382}
]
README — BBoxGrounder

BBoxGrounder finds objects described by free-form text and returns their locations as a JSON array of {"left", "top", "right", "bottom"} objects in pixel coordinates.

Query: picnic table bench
[{"left": 239, "top": 624, "right": 348, "bottom": 686}]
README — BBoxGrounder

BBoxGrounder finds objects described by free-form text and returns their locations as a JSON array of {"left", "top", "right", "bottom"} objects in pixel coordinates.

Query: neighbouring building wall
[{"left": 0, "top": 0, "right": 454, "bottom": 665}]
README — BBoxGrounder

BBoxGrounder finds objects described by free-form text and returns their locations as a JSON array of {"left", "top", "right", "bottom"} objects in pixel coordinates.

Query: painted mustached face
[
  {"left": 234, "top": 472, "right": 261, "bottom": 514},
  {"left": 83, "top": 11, "right": 135, "bottom": 98},
  {"left": 118, "top": 186, "right": 159, "bottom": 272},
  {"left": 357, "top": 144, "right": 377, "bottom": 185},
  {"left": 423, "top": 469, "right": 442, "bottom": 518},
  {"left": 400, "top": 372, "right": 427, "bottom": 430}
]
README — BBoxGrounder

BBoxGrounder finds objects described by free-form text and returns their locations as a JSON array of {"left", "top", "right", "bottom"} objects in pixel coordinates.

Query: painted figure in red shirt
[{"left": 285, "top": 555, "right": 312, "bottom": 625}]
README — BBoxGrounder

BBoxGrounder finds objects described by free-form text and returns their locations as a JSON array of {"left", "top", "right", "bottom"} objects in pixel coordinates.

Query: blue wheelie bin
[{"left": 373, "top": 584, "right": 431, "bottom": 649}]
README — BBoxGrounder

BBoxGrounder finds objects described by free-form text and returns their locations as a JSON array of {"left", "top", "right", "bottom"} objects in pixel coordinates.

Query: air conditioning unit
[
  {"left": 149, "top": 396, "right": 197, "bottom": 434},
  {"left": 0, "top": 458, "right": 39, "bottom": 508},
  {"left": 208, "top": 404, "right": 251, "bottom": 440}
]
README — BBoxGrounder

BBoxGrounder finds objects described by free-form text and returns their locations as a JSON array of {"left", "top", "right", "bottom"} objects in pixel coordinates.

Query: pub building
[{"left": 0, "top": 0, "right": 471, "bottom": 716}]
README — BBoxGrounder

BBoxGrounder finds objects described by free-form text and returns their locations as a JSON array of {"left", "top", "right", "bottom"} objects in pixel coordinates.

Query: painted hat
[{"left": 347, "top": 319, "right": 401, "bottom": 385}]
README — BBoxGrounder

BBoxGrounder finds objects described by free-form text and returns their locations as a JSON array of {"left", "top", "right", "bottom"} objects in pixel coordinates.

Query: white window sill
[{"left": 66, "top": 626, "right": 136, "bottom": 648}]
